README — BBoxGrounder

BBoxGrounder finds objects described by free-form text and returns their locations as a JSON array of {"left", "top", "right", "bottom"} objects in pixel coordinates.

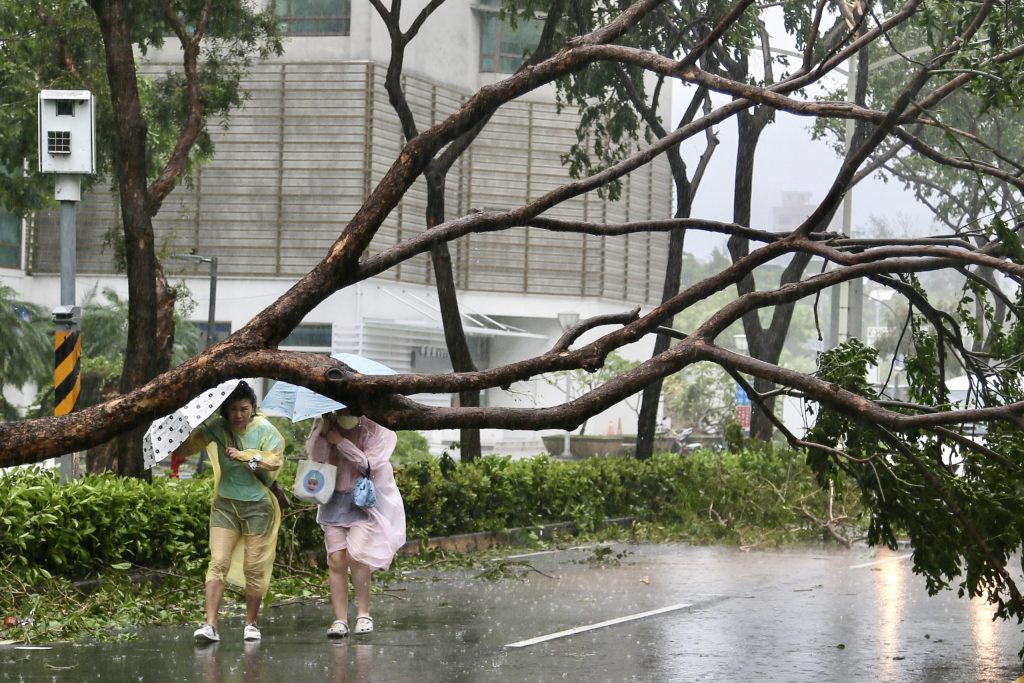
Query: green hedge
[
  {"left": 0, "top": 469, "right": 210, "bottom": 583},
  {"left": 0, "top": 448, "right": 863, "bottom": 582},
  {"left": 396, "top": 449, "right": 860, "bottom": 539}
]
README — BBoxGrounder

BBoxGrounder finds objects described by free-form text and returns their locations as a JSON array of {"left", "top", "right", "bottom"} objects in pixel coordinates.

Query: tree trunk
[
  {"left": 90, "top": 0, "right": 176, "bottom": 478},
  {"left": 635, "top": 151, "right": 692, "bottom": 459},
  {"left": 634, "top": 230, "right": 684, "bottom": 459},
  {"left": 729, "top": 109, "right": 778, "bottom": 440},
  {"left": 426, "top": 169, "right": 481, "bottom": 462}
]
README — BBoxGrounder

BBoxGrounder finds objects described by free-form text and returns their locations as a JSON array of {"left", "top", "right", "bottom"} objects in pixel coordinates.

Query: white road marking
[
  {"left": 506, "top": 544, "right": 606, "bottom": 560},
  {"left": 849, "top": 553, "right": 913, "bottom": 569},
  {"left": 505, "top": 550, "right": 558, "bottom": 560},
  {"left": 504, "top": 603, "right": 692, "bottom": 649}
]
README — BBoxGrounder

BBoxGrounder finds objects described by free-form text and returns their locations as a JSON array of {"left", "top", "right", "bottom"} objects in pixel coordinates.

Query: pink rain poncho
[{"left": 305, "top": 416, "right": 407, "bottom": 570}]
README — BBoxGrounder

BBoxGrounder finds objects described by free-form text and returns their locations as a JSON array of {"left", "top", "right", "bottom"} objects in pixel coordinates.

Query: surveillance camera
[{"left": 51, "top": 305, "right": 80, "bottom": 325}]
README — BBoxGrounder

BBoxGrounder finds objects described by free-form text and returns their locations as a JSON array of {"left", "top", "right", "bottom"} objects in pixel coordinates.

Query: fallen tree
[{"left": 5, "top": 0, "right": 1024, "bottom": 640}]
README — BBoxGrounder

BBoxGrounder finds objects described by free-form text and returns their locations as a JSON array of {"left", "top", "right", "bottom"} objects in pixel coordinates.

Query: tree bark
[
  {"left": 728, "top": 107, "right": 782, "bottom": 441},
  {"left": 89, "top": 0, "right": 176, "bottom": 478},
  {"left": 635, "top": 160, "right": 692, "bottom": 459},
  {"left": 622, "top": 73, "right": 709, "bottom": 460},
  {"left": 426, "top": 169, "right": 481, "bottom": 462}
]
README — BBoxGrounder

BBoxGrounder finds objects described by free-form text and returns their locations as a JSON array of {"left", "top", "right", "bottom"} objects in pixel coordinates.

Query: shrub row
[
  {"left": 0, "top": 469, "right": 211, "bottom": 583},
  {"left": 1, "top": 448, "right": 863, "bottom": 581}
]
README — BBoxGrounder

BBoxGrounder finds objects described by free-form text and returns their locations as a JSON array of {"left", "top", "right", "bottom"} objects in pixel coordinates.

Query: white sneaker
[
  {"left": 243, "top": 623, "right": 261, "bottom": 641},
  {"left": 193, "top": 623, "right": 219, "bottom": 643}
]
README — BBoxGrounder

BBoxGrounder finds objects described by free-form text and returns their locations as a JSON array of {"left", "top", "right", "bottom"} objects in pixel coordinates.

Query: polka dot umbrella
[{"left": 142, "top": 379, "right": 240, "bottom": 470}]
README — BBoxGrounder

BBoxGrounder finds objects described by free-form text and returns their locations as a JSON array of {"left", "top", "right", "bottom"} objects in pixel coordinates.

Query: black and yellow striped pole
[
  {"left": 54, "top": 320, "right": 81, "bottom": 416},
  {"left": 52, "top": 304, "right": 81, "bottom": 482}
]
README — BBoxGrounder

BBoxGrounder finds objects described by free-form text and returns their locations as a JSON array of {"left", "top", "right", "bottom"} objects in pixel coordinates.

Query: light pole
[
  {"left": 826, "top": 47, "right": 931, "bottom": 347},
  {"left": 868, "top": 289, "right": 898, "bottom": 328},
  {"left": 867, "top": 289, "right": 902, "bottom": 392},
  {"left": 169, "top": 252, "right": 218, "bottom": 348},
  {"left": 757, "top": 45, "right": 930, "bottom": 348},
  {"left": 557, "top": 312, "right": 580, "bottom": 458},
  {"left": 830, "top": 53, "right": 863, "bottom": 348},
  {"left": 169, "top": 252, "right": 217, "bottom": 475}
]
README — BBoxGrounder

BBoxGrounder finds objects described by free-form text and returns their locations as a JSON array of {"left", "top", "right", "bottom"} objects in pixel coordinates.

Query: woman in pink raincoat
[{"left": 306, "top": 409, "right": 406, "bottom": 638}]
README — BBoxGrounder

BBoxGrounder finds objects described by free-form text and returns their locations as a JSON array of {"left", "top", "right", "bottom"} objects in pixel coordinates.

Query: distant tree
[
  {"left": 814, "top": 10, "right": 1024, "bottom": 355},
  {"left": 0, "top": 285, "right": 51, "bottom": 420},
  {"left": 663, "top": 361, "right": 734, "bottom": 435}
]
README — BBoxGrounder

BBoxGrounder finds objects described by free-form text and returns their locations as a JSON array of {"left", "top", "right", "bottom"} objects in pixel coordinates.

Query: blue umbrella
[{"left": 260, "top": 352, "right": 396, "bottom": 422}]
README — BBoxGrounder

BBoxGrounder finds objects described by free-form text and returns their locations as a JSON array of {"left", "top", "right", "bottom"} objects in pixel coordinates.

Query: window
[
  {"left": 478, "top": 2, "right": 545, "bottom": 73},
  {"left": 195, "top": 321, "right": 232, "bottom": 347},
  {"left": 0, "top": 211, "right": 20, "bottom": 269},
  {"left": 56, "top": 100, "right": 75, "bottom": 117},
  {"left": 410, "top": 337, "right": 490, "bottom": 372},
  {"left": 282, "top": 323, "right": 332, "bottom": 349},
  {"left": 276, "top": 0, "right": 350, "bottom": 36}
]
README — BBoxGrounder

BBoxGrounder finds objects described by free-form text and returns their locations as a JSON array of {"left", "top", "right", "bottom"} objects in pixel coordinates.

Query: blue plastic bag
[{"left": 353, "top": 473, "right": 377, "bottom": 508}]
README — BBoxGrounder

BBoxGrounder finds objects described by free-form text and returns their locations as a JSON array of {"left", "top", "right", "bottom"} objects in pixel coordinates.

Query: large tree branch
[
  {"left": 289, "top": 0, "right": 928, "bottom": 333},
  {"left": 894, "top": 127, "right": 1024, "bottom": 195},
  {"left": 147, "top": 0, "right": 211, "bottom": 209}
]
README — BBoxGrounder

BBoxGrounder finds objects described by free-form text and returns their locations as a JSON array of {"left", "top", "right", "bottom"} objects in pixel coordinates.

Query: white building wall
[{"left": 7, "top": 1, "right": 671, "bottom": 455}]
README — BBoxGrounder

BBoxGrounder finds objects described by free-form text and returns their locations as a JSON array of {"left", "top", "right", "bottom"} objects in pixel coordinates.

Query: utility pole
[
  {"left": 827, "top": 57, "right": 864, "bottom": 349},
  {"left": 557, "top": 312, "right": 580, "bottom": 457},
  {"left": 169, "top": 252, "right": 218, "bottom": 348},
  {"left": 38, "top": 90, "right": 96, "bottom": 481}
]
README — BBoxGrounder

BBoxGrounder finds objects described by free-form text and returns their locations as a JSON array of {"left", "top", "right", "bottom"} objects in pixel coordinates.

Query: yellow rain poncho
[{"left": 179, "top": 414, "right": 284, "bottom": 596}]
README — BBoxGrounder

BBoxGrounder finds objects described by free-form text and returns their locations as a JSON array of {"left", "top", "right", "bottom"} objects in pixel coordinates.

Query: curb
[{"left": 397, "top": 516, "right": 635, "bottom": 557}]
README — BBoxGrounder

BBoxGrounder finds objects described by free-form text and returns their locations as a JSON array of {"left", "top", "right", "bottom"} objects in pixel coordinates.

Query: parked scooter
[
  {"left": 670, "top": 427, "right": 700, "bottom": 454},
  {"left": 669, "top": 427, "right": 724, "bottom": 454}
]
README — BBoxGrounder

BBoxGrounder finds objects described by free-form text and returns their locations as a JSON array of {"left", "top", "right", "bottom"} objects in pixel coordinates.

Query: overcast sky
[
  {"left": 671, "top": 7, "right": 939, "bottom": 260},
  {"left": 676, "top": 107, "right": 938, "bottom": 260}
]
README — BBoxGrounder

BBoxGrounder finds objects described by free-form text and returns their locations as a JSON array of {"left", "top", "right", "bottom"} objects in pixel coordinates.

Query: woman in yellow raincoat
[{"left": 171, "top": 381, "right": 284, "bottom": 643}]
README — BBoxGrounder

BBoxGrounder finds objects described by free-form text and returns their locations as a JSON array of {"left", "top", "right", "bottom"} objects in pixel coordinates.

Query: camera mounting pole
[{"left": 38, "top": 90, "right": 96, "bottom": 481}]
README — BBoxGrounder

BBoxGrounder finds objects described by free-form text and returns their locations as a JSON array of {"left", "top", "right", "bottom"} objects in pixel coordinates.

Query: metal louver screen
[{"left": 47, "top": 131, "right": 71, "bottom": 155}]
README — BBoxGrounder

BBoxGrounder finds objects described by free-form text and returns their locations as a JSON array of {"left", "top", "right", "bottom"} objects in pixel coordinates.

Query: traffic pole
[
  {"left": 54, "top": 325, "right": 81, "bottom": 416},
  {"left": 39, "top": 90, "right": 95, "bottom": 481},
  {"left": 53, "top": 192, "right": 82, "bottom": 482}
]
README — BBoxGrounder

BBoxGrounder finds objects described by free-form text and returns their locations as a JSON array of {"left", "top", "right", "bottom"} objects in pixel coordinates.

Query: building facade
[{"left": 7, "top": 0, "right": 674, "bottom": 453}]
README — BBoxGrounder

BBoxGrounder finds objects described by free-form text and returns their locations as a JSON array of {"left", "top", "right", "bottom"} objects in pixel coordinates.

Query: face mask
[{"left": 335, "top": 415, "right": 359, "bottom": 430}]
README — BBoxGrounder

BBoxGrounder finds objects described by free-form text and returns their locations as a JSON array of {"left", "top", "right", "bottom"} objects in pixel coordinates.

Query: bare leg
[
  {"left": 245, "top": 591, "right": 262, "bottom": 625},
  {"left": 205, "top": 580, "right": 225, "bottom": 627},
  {"left": 327, "top": 549, "right": 350, "bottom": 622},
  {"left": 349, "top": 559, "right": 372, "bottom": 618}
]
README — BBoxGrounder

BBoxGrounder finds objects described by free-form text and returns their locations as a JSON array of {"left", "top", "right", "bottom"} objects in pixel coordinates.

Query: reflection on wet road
[{"left": 2, "top": 543, "right": 1022, "bottom": 682}]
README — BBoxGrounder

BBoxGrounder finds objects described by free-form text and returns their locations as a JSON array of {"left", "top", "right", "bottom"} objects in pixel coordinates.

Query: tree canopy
[
  {"left": 1, "top": 0, "right": 280, "bottom": 475},
  {"left": 6, "top": 0, "right": 1024, "bottom": 638}
]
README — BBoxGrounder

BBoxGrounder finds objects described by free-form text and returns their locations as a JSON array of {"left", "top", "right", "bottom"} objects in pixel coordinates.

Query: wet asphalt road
[{"left": 3, "top": 543, "right": 1024, "bottom": 682}]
